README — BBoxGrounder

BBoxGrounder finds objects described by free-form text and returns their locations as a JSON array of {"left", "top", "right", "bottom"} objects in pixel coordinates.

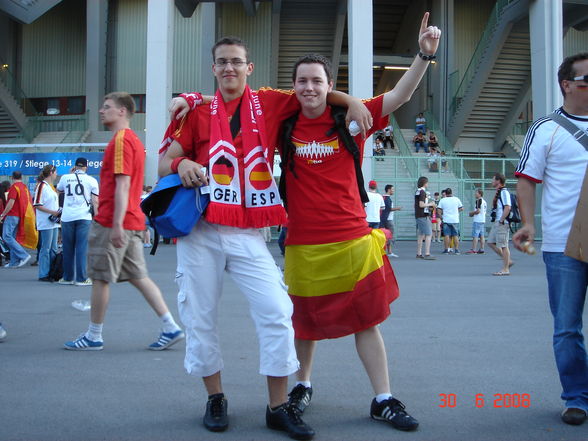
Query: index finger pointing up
[{"left": 420, "top": 12, "right": 430, "bottom": 34}]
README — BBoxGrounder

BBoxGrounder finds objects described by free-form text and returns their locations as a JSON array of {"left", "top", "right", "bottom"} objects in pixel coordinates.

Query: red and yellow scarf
[
  {"left": 159, "top": 87, "right": 285, "bottom": 228},
  {"left": 206, "top": 86, "right": 285, "bottom": 228}
]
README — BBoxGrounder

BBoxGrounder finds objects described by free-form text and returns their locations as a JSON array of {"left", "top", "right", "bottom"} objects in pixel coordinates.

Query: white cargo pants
[{"left": 176, "top": 220, "right": 299, "bottom": 378}]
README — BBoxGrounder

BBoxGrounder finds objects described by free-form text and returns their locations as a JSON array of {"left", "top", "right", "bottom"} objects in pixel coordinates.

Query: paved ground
[{"left": 1, "top": 239, "right": 587, "bottom": 441}]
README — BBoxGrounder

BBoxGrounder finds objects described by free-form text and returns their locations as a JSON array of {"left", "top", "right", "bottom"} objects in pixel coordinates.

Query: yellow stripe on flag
[
  {"left": 250, "top": 170, "right": 271, "bottom": 181},
  {"left": 213, "top": 174, "right": 232, "bottom": 185},
  {"left": 285, "top": 229, "right": 386, "bottom": 298}
]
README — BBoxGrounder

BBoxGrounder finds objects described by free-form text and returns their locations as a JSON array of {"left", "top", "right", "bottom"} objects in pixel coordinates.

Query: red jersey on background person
[
  {"left": 94, "top": 128, "right": 145, "bottom": 231},
  {"left": 64, "top": 91, "right": 184, "bottom": 356},
  {"left": 0, "top": 171, "right": 37, "bottom": 267}
]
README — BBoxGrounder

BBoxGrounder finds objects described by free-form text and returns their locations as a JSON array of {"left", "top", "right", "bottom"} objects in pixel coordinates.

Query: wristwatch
[{"left": 418, "top": 51, "right": 436, "bottom": 61}]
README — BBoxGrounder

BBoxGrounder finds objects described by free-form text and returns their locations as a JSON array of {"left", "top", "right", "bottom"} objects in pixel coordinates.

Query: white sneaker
[
  {"left": 387, "top": 253, "right": 399, "bottom": 258},
  {"left": 16, "top": 254, "right": 31, "bottom": 267},
  {"left": 75, "top": 278, "right": 93, "bottom": 286},
  {"left": 58, "top": 278, "right": 74, "bottom": 285}
]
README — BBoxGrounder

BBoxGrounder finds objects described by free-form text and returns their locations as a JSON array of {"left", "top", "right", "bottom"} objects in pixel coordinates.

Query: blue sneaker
[
  {"left": 64, "top": 334, "right": 103, "bottom": 351},
  {"left": 148, "top": 329, "right": 185, "bottom": 351}
]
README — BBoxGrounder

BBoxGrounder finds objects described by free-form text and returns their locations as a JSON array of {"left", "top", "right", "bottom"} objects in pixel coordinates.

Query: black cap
[{"left": 75, "top": 157, "right": 88, "bottom": 167}]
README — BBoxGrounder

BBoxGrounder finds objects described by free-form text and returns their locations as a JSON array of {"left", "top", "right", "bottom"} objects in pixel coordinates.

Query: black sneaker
[
  {"left": 288, "top": 384, "right": 313, "bottom": 414},
  {"left": 266, "top": 403, "right": 315, "bottom": 440},
  {"left": 203, "top": 393, "right": 228, "bottom": 432},
  {"left": 561, "top": 407, "right": 587, "bottom": 425},
  {"left": 370, "top": 397, "right": 419, "bottom": 431}
]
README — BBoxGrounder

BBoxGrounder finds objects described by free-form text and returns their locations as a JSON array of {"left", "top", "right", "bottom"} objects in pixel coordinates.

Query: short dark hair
[
  {"left": 212, "top": 36, "right": 250, "bottom": 62},
  {"left": 385, "top": 184, "right": 393, "bottom": 192},
  {"left": 12, "top": 171, "right": 22, "bottom": 180},
  {"left": 292, "top": 53, "right": 333, "bottom": 83},
  {"left": 558, "top": 52, "right": 588, "bottom": 97},
  {"left": 445, "top": 188, "right": 453, "bottom": 195},
  {"left": 434, "top": 192, "right": 439, "bottom": 196},
  {"left": 417, "top": 176, "right": 428, "bottom": 188},
  {"left": 104, "top": 92, "right": 135, "bottom": 117},
  {"left": 494, "top": 173, "right": 506, "bottom": 185}
]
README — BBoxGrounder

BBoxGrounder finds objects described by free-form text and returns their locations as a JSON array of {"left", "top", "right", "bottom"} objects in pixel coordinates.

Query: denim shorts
[
  {"left": 442, "top": 222, "right": 459, "bottom": 237},
  {"left": 472, "top": 222, "right": 485, "bottom": 238}
]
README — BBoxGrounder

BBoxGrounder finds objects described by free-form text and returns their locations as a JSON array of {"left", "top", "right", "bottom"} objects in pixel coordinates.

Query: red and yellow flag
[
  {"left": 14, "top": 183, "right": 38, "bottom": 249},
  {"left": 285, "top": 229, "right": 398, "bottom": 340}
]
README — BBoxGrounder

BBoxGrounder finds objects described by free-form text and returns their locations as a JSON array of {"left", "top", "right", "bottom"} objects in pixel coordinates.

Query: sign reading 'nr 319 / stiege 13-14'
[{"left": 0, "top": 152, "right": 104, "bottom": 176}]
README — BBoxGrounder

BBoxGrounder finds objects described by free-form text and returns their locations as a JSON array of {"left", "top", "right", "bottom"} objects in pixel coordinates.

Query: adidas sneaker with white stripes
[
  {"left": 370, "top": 397, "right": 419, "bottom": 431},
  {"left": 64, "top": 334, "right": 104, "bottom": 351},
  {"left": 148, "top": 329, "right": 185, "bottom": 351}
]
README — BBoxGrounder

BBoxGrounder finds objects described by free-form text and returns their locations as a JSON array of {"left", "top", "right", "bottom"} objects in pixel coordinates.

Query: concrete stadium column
[
  {"left": 529, "top": 0, "right": 563, "bottom": 118},
  {"left": 198, "top": 3, "right": 216, "bottom": 95},
  {"left": 348, "top": 0, "right": 374, "bottom": 186},
  {"left": 85, "top": 0, "right": 108, "bottom": 133},
  {"left": 145, "top": 0, "right": 174, "bottom": 186}
]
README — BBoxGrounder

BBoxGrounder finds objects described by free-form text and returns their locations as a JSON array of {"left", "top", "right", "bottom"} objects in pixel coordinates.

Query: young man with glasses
[
  {"left": 159, "top": 37, "right": 352, "bottom": 440},
  {"left": 513, "top": 52, "right": 588, "bottom": 426}
]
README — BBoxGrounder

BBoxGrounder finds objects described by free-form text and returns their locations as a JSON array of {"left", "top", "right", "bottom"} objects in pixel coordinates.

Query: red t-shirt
[
  {"left": 173, "top": 87, "right": 299, "bottom": 166},
  {"left": 172, "top": 88, "right": 299, "bottom": 225},
  {"left": 284, "top": 95, "right": 387, "bottom": 245},
  {"left": 6, "top": 184, "right": 24, "bottom": 216},
  {"left": 94, "top": 128, "right": 146, "bottom": 230}
]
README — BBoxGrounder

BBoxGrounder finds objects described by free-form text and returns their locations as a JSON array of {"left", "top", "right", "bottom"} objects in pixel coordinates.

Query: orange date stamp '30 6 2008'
[{"left": 439, "top": 393, "right": 531, "bottom": 408}]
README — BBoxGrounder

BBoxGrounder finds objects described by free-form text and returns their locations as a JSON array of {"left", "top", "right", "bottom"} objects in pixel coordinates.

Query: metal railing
[
  {"left": 389, "top": 114, "right": 418, "bottom": 178},
  {"left": 449, "top": 0, "right": 517, "bottom": 119},
  {"left": 506, "top": 120, "right": 532, "bottom": 151},
  {"left": 0, "top": 58, "right": 38, "bottom": 117},
  {"left": 424, "top": 110, "right": 455, "bottom": 156},
  {"left": 369, "top": 154, "right": 541, "bottom": 240}
]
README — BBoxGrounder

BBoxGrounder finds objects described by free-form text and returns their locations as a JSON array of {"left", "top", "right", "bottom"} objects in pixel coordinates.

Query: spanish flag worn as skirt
[{"left": 284, "top": 229, "right": 398, "bottom": 340}]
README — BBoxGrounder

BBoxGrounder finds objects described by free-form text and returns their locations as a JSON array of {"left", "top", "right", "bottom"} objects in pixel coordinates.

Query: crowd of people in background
[{"left": 362, "top": 173, "right": 513, "bottom": 275}]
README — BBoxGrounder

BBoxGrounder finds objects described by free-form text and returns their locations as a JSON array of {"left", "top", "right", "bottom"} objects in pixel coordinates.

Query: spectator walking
[
  {"left": 56, "top": 157, "right": 99, "bottom": 285},
  {"left": 33, "top": 165, "right": 60, "bottom": 281},
  {"left": 431, "top": 192, "right": 441, "bottom": 242},
  {"left": 0, "top": 180, "right": 10, "bottom": 266},
  {"left": 380, "top": 184, "right": 401, "bottom": 257},
  {"left": 513, "top": 52, "right": 588, "bottom": 425},
  {"left": 437, "top": 188, "right": 463, "bottom": 254},
  {"left": 488, "top": 173, "right": 513, "bottom": 275},
  {"left": 0, "top": 171, "right": 37, "bottom": 268},
  {"left": 365, "top": 180, "right": 385, "bottom": 228},
  {"left": 65, "top": 92, "right": 184, "bottom": 353},
  {"left": 467, "top": 189, "right": 487, "bottom": 254},
  {"left": 415, "top": 176, "right": 436, "bottom": 259}
]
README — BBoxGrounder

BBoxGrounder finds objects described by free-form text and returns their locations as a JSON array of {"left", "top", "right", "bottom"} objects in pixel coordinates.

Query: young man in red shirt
[
  {"left": 65, "top": 92, "right": 183, "bottom": 352},
  {"left": 281, "top": 12, "right": 439, "bottom": 431}
]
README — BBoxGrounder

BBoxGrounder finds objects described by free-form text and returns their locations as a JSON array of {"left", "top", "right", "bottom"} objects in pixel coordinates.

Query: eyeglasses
[
  {"left": 215, "top": 58, "right": 247, "bottom": 68},
  {"left": 569, "top": 74, "right": 588, "bottom": 83}
]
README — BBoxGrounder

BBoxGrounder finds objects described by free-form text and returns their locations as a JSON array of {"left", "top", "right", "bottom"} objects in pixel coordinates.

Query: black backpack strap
[
  {"left": 278, "top": 112, "right": 300, "bottom": 210},
  {"left": 328, "top": 106, "right": 369, "bottom": 204}
]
